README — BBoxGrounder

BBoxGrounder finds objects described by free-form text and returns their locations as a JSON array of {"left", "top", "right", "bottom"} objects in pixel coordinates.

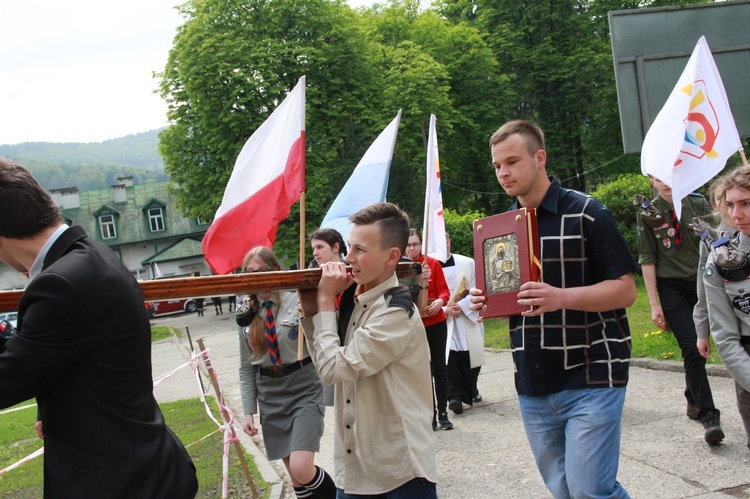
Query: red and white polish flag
[{"left": 202, "top": 76, "right": 306, "bottom": 274}]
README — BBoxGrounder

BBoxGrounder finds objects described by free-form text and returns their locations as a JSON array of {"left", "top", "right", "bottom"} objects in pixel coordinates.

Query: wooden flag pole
[
  {"left": 416, "top": 225, "right": 429, "bottom": 313},
  {"left": 196, "top": 337, "right": 259, "bottom": 498},
  {"left": 298, "top": 192, "right": 306, "bottom": 361},
  {"left": 0, "top": 263, "right": 420, "bottom": 313},
  {"left": 740, "top": 148, "right": 748, "bottom": 166}
]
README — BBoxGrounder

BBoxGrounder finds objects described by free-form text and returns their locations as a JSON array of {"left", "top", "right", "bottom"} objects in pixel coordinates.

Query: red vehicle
[{"left": 148, "top": 298, "right": 197, "bottom": 316}]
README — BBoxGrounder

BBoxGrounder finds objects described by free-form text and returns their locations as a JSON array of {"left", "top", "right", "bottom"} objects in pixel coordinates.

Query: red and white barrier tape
[
  {"left": 0, "top": 447, "right": 44, "bottom": 476},
  {"left": 1, "top": 345, "right": 243, "bottom": 499}
]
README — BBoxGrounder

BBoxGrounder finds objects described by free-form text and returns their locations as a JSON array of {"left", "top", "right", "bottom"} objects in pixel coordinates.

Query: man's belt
[
  {"left": 258, "top": 357, "right": 313, "bottom": 378},
  {"left": 658, "top": 275, "right": 697, "bottom": 283}
]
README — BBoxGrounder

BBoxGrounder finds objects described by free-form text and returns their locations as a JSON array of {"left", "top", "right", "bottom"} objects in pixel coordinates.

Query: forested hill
[{"left": 0, "top": 129, "right": 169, "bottom": 191}]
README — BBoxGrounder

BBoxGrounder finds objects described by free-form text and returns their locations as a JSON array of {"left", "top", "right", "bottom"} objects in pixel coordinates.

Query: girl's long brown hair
[{"left": 242, "top": 247, "right": 283, "bottom": 359}]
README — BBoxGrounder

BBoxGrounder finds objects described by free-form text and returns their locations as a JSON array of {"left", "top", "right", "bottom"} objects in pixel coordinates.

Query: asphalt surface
[{"left": 151, "top": 311, "right": 750, "bottom": 499}]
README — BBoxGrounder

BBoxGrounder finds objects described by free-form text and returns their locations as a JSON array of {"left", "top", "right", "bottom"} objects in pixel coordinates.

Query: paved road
[{"left": 151, "top": 311, "right": 750, "bottom": 498}]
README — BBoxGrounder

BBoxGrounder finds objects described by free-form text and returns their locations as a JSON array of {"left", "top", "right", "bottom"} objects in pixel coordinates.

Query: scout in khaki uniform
[{"left": 635, "top": 176, "right": 724, "bottom": 444}]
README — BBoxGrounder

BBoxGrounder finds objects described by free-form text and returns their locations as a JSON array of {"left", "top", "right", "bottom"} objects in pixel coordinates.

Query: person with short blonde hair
[
  {"left": 300, "top": 202, "right": 438, "bottom": 497},
  {"left": 470, "top": 120, "right": 637, "bottom": 498}
]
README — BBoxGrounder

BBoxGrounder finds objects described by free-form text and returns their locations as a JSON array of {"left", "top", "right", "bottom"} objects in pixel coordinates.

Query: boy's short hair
[
  {"left": 489, "top": 120, "right": 545, "bottom": 156},
  {"left": 0, "top": 158, "right": 63, "bottom": 239},
  {"left": 350, "top": 202, "right": 410, "bottom": 255}
]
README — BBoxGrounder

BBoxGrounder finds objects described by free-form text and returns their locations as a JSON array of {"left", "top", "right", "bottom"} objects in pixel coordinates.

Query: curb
[
  {"left": 629, "top": 357, "right": 731, "bottom": 378},
  {"left": 239, "top": 351, "right": 730, "bottom": 499},
  {"left": 487, "top": 348, "right": 731, "bottom": 378}
]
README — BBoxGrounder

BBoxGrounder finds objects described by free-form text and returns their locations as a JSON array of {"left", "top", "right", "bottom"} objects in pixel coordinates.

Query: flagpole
[
  {"left": 740, "top": 149, "right": 749, "bottom": 166},
  {"left": 298, "top": 192, "right": 306, "bottom": 361},
  {"left": 422, "top": 116, "right": 431, "bottom": 260},
  {"left": 418, "top": 116, "right": 433, "bottom": 314},
  {"left": 296, "top": 77, "right": 307, "bottom": 362}
]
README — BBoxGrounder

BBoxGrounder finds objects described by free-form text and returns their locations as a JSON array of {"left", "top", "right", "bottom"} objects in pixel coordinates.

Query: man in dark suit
[{"left": 0, "top": 159, "right": 198, "bottom": 498}]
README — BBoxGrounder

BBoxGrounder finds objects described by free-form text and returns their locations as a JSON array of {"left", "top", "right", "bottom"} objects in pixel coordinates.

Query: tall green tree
[
  {"left": 438, "top": 0, "right": 714, "bottom": 195},
  {"left": 363, "top": 2, "right": 512, "bottom": 221},
  {"left": 408, "top": 12, "right": 515, "bottom": 214},
  {"left": 378, "top": 40, "right": 454, "bottom": 220},
  {"left": 459, "top": 0, "right": 616, "bottom": 192},
  {"left": 158, "top": 0, "right": 382, "bottom": 264}
]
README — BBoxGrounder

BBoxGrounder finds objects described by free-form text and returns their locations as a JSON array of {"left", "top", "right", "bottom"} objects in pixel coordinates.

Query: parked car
[
  {"left": 0, "top": 319, "right": 15, "bottom": 340},
  {"left": 144, "top": 302, "right": 155, "bottom": 319},
  {"left": 149, "top": 298, "right": 197, "bottom": 316},
  {"left": 0, "top": 312, "right": 17, "bottom": 329}
]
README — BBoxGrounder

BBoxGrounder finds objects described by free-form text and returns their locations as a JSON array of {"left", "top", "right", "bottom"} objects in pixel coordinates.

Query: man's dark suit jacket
[{"left": 0, "top": 226, "right": 198, "bottom": 498}]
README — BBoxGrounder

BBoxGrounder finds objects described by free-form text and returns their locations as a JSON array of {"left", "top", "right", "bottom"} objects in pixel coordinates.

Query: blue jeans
[
  {"left": 518, "top": 387, "right": 630, "bottom": 499},
  {"left": 336, "top": 478, "right": 437, "bottom": 499}
]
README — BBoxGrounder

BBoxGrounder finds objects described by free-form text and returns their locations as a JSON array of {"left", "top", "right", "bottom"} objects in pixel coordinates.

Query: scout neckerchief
[
  {"left": 670, "top": 209, "right": 683, "bottom": 248},
  {"left": 263, "top": 301, "right": 281, "bottom": 366}
]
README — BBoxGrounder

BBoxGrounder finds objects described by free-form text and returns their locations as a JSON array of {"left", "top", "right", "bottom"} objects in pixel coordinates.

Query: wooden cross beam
[{"left": 0, "top": 262, "right": 420, "bottom": 313}]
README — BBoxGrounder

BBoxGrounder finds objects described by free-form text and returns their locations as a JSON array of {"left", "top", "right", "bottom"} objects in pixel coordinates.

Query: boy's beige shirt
[{"left": 302, "top": 273, "right": 437, "bottom": 494}]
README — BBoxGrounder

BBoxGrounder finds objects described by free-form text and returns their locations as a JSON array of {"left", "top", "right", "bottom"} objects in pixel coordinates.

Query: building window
[
  {"left": 148, "top": 207, "right": 165, "bottom": 232},
  {"left": 196, "top": 217, "right": 209, "bottom": 226},
  {"left": 100, "top": 214, "right": 117, "bottom": 239}
]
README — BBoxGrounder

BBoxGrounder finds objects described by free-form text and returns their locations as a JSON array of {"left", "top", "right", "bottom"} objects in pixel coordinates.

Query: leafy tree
[
  {"left": 408, "top": 12, "right": 514, "bottom": 215},
  {"left": 158, "top": 0, "right": 382, "bottom": 265},
  {"left": 378, "top": 40, "right": 454, "bottom": 220},
  {"left": 462, "top": 0, "right": 620, "bottom": 193},
  {"left": 438, "top": 0, "right": 715, "bottom": 198},
  {"left": 362, "top": 2, "right": 511, "bottom": 220}
]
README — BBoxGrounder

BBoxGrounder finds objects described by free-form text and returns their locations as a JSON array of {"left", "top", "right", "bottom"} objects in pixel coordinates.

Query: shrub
[
  {"left": 444, "top": 208, "right": 485, "bottom": 258},
  {"left": 591, "top": 173, "right": 651, "bottom": 259}
]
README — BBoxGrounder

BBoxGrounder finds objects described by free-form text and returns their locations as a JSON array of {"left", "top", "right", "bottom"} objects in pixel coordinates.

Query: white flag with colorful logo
[
  {"left": 423, "top": 114, "right": 447, "bottom": 263},
  {"left": 320, "top": 110, "right": 401, "bottom": 245},
  {"left": 641, "top": 36, "right": 742, "bottom": 219}
]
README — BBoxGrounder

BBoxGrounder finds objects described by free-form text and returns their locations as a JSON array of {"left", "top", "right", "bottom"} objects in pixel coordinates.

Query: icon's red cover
[{"left": 473, "top": 208, "right": 541, "bottom": 318}]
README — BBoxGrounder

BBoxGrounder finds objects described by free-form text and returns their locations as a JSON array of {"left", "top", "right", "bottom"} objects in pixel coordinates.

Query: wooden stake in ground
[
  {"left": 196, "top": 338, "right": 258, "bottom": 498},
  {"left": 184, "top": 326, "right": 206, "bottom": 395}
]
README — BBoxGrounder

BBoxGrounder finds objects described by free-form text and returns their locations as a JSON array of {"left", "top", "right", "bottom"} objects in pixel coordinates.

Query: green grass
[
  {"left": 0, "top": 404, "right": 43, "bottom": 498},
  {"left": 482, "top": 274, "right": 723, "bottom": 365},
  {"left": 0, "top": 328, "right": 265, "bottom": 496},
  {"left": 0, "top": 398, "right": 271, "bottom": 498},
  {"left": 151, "top": 325, "right": 180, "bottom": 342}
]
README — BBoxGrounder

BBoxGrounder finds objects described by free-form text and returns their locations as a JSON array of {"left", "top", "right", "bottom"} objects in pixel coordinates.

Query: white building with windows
[{"left": 0, "top": 177, "right": 211, "bottom": 290}]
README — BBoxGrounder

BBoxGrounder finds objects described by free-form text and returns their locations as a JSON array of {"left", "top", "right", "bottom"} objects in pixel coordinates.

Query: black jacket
[{"left": 0, "top": 226, "right": 197, "bottom": 498}]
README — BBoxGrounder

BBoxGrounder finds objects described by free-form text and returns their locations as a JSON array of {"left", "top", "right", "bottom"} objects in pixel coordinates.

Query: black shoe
[
  {"left": 686, "top": 403, "right": 700, "bottom": 420},
  {"left": 448, "top": 398, "right": 464, "bottom": 415},
  {"left": 472, "top": 393, "right": 483, "bottom": 404},
  {"left": 701, "top": 412, "right": 725, "bottom": 445},
  {"left": 438, "top": 412, "right": 454, "bottom": 430},
  {"left": 432, "top": 417, "right": 438, "bottom": 431}
]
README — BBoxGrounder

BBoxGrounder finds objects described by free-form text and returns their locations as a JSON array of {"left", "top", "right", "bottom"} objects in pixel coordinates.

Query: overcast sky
[{"left": 0, "top": 0, "right": 375, "bottom": 146}]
